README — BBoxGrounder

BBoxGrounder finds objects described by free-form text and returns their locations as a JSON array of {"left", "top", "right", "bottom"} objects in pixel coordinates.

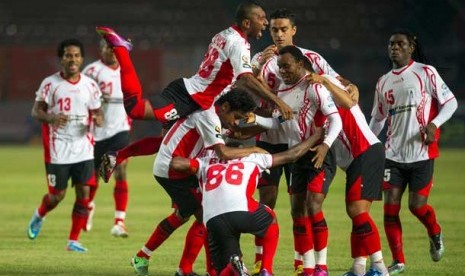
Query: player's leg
[
  {"left": 306, "top": 148, "right": 336, "bottom": 276},
  {"left": 27, "top": 163, "right": 68, "bottom": 240},
  {"left": 383, "top": 159, "right": 408, "bottom": 274},
  {"left": 407, "top": 159, "right": 443, "bottom": 262},
  {"left": 344, "top": 144, "right": 388, "bottom": 276}
]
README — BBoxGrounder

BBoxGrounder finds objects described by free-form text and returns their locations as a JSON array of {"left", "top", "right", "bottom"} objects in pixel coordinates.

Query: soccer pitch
[{"left": 0, "top": 145, "right": 464, "bottom": 275}]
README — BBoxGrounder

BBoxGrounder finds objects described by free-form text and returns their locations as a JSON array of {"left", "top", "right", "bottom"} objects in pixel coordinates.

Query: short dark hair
[
  {"left": 57, "top": 38, "right": 85, "bottom": 58},
  {"left": 391, "top": 28, "right": 428, "bottom": 64},
  {"left": 269, "top": 8, "right": 296, "bottom": 26},
  {"left": 235, "top": 0, "right": 264, "bottom": 25},
  {"left": 278, "top": 45, "right": 313, "bottom": 72},
  {"left": 215, "top": 88, "right": 256, "bottom": 113}
]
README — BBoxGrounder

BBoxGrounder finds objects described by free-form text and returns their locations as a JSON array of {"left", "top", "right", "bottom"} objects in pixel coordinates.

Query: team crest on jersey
[
  {"left": 241, "top": 55, "right": 251, "bottom": 69},
  {"left": 215, "top": 125, "right": 222, "bottom": 138}
]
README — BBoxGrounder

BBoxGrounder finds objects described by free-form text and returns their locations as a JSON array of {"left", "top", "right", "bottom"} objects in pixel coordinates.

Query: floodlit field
[{"left": 1, "top": 145, "right": 464, "bottom": 275}]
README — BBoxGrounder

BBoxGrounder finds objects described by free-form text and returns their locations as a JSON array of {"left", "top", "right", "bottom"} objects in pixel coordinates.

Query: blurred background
[{"left": 0, "top": 0, "right": 464, "bottom": 146}]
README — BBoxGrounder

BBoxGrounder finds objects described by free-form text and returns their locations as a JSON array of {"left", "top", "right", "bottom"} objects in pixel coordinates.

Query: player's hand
[
  {"left": 92, "top": 113, "right": 104, "bottom": 127},
  {"left": 258, "top": 45, "right": 278, "bottom": 67},
  {"left": 310, "top": 143, "right": 329, "bottom": 169},
  {"left": 424, "top": 123, "right": 437, "bottom": 145},
  {"left": 50, "top": 113, "right": 68, "bottom": 128},
  {"left": 306, "top": 72, "right": 325, "bottom": 84},
  {"left": 346, "top": 84, "right": 359, "bottom": 103},
  {"left": 275, "top": 99, "right": 293, "bottom": 120}
]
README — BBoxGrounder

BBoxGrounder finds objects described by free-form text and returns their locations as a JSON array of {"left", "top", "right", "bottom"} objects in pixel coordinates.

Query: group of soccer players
[{"left": 26, "top": 1, "right": 457, "bottom": 276}]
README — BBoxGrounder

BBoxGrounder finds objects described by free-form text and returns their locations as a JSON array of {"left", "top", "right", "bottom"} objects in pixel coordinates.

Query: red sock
[
  {"left": 89, "top": 184, "right": 98, "bottom": 203},
  {"left": 411, "top": 204, "right": 441, "bottom": 236},
  {"left": 261, "top": 222, "right": 279, "bottom": 273},
  {"left": 138, "top": 212, "right": 184, "bottom": 256},
  {"left": 351, "top": 212, "right": 381, "bottom": 258},
  {"left": 384, "top": 204, "right": 404, "bottom": 263},
  {"left": 293, "top": 217, "right": 313, "bottom": 255},
  {"left": 37, "top": 194, "right": 57, "bottom": 217},
  {"left": 179, "top": 221, "right": 205, "bottom": 273},
  {"left": 116, "top": 136, "right": 163, "bottom": 164},
  {"left": 254, "top": 236, "right": 263, "bottom": 263},
  {"left": 69, "top": 198, "right": 89, "bottom": 241},
  {"left": 310, "top": 211, "right": 328, "bottom": 252},
  {"left": 219, "top": 263, "right": 235, "bottom": 276},
  {"left": 114, "top": 180, "right": 128, "bottom": 224},
  {"left": 113, "top": 47, "right": 141, "bottom": 98}
]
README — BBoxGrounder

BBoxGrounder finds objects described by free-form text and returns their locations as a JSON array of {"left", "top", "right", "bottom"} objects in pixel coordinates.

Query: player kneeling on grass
[{"left": 170, "top": 129, "right": 323, "bottom": 276}]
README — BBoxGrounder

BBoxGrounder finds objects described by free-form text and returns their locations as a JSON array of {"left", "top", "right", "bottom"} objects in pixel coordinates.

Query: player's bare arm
[
  {"left": 307, "top": 73, "right": 356, "bottom": 109},
  {"left": 213, "top": 143, "right": 268, "bottom": 160},
  {"left": 235, "top": 73, "right": 293, "bottom": 120},
  {"left": 31, "top": 101, "right": 68, "bottom": 128},
  {"left": 90, "top": 108, "right": 104, "bottom": 127},
  {"left": 272, "top": 128, "right": 324, "bottom": 167}
]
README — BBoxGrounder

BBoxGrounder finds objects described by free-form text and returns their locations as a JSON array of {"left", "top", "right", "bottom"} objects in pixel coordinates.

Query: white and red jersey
[
  {"left": 153, "top": 105, "right": 225, "bottom": 179},
  {"left": 83, "top": 60, "right": 130, "bottom": 141},
  {"left": 196, "top": 153, "right": 273, "bottom": 224},
  {"left": 35, "top": 72, "right": 101, "bottom": 164},
  {"left": 257, "top": 46, "right": 339, "bottom": 144},
  {"left": 322, "top": 75, "right": 380, "bottom": 170},
  {"left": 272, "top": 74, "right": 340, "bottom": 147},
  {"left": 371, "top": 60, "right": 455, "bottom": 163},
  {"left": 183, "top": 25, "right": 253, "bottom": 110}
]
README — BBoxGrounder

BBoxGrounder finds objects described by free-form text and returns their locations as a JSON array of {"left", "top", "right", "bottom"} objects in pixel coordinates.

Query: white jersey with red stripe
[
  {"left": 83, "top": 60, "right": 130, "bottom": 141},
  {"left": 35, "top": 72, "right": 101, "bottom": 164},
  {"left": 196, "top": 153, "right": 273, "bottom": 224},
  {"left": 153, "top": 106, "right": 225, "bottom": 179},
  {"left": 257, "top": 46, "right": 339, "bottom": 144},
  {"left": 371, "top": 60, "right": 455, "bottom": 163},
  {"left": 272, "top": 74, "right": 339, "bottom": 147},
  {"left": 322, "top": 75, "right": 380, "bottom": 170},
  {"left": 183, "top": 25, "right": 253, "bottom": 110}
]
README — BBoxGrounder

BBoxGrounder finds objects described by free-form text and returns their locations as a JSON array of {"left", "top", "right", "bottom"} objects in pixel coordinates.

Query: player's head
[
  {"left": 215, "top": 88, "right": 257, "bottom": 130},
  {"left": 388, "top": 28, "right": 428, "bottom": 68},
  {"left": 99, "top": 39, "right": 118, "bottom": 66},
  {"left": 278, "top": 45, "right": 311, "bottom": 85},
  {"left": 269, "top": 9, "right": 297, "bottom": 50},
  {"left": 235, "top": 0, "right": 268, "bottom": 40},
  {"left": 57, "top": 38, "right": 84, "bottom": 76}
]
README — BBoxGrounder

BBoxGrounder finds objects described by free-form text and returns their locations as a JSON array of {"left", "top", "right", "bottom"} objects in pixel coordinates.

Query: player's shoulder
[
  {"left": 83, "top": 60, "right": 104, "bottom": 73},
  {"left": 297, "top": 46, "right": 322, "bottom": 57}
]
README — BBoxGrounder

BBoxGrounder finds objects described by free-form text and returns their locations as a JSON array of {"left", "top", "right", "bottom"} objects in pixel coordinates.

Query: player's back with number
[
  {"left": 197, "top": 153, "right": 272, "bottom": 223},
  {"left": 184, "top": 26, "right": 253, "bottom": 109}
]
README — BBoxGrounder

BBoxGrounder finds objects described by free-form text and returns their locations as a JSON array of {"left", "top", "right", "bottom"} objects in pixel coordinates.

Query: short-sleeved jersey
[
  {"left": 196, "top": 153, "right": 273, "bottom": 224},
  {"left": 257, "top": 46, "right": 339, "bottom": 144},
  {"left": 320, "top": 75, "right": 381, "bottom": 170},
  {"left": 35, "top": 72, "right": 101, "bottom": 164},
  {"left": 371, "top": 60, "right": 455, "bottom": 162},
  {"left": 83, "top": 60, "right": 130, "bottom": 141},
  {"left": 183, "top": 25, "right": 253, "bottom": 110},
  {"left": 273, "top": 75, "right": 339, "bottom": 147},
  {"left": 153, "top": 106, "right": 225, "bottom": 179}
]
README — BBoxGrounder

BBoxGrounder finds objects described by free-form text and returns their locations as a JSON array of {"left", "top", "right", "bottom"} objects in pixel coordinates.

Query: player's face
[
  {"left": 60, "top": 46, "right": 83, "bottom": 77},
  {"left": 219, "top": 108, "right": 248, "bottom": 130},
  {"left": 269, "top": 18, "right": 296, "bottom": 50},
  {"left": 388, "top": 34, "right": 414, "bottom": 68},
  {"left": 101, "top": 44, "right": 118, "bottom": 66},
  {"left": 247, "top": 7, "right": 268, "bottom": 40},
  {"left": 278, "top": 53, "right": 304, "bottom": 85}
]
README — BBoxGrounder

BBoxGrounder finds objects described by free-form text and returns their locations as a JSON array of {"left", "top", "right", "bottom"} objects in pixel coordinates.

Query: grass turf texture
[{"left": 0, "top": 145, "right": 464, "bottom": 275}]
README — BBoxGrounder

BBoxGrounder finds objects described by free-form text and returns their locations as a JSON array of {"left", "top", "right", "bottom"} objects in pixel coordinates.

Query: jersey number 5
[{"left": 205, "top": 163, "right": 244, "bottom": 191}]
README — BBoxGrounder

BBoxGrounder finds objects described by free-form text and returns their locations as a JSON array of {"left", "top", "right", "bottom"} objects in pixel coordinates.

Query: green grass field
[{"left": 1, "top": 145, "right": 464, "bottom": 275}]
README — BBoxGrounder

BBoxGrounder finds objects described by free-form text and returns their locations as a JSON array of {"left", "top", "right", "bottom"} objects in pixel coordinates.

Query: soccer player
[
  {"left": 26, "top": 38, "right": 103, "bottom": 252},
  {"left": 129, "top": 89, "right": 268, "bottom": 276},
  {"left": 95, "top": 1, "right": 293, "bottom": 132},
  {"left": 169, "top": 128, "right": 324, "bottom": 276},
  {"left": 236, "top": 45, "right": 342, "bottom": 276},
  {"left": 369, "top": 29, "right": 457, "bottom": 274},
  {"left": 83, "top": 39, "right": 132, "bottom": 237},
  {"left": 250, "top": 9, "right": 347, "bottom": 275},
  {"left": 308, "top": 73, "right": 389, "bottom": 276}
]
